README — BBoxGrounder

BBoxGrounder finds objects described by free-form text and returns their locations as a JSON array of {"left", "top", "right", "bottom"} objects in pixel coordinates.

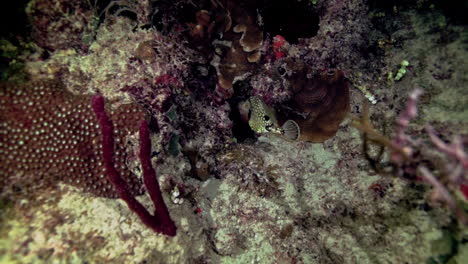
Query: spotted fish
[{"left": 239, "top": 96, "right": 300, "bottom": 141}]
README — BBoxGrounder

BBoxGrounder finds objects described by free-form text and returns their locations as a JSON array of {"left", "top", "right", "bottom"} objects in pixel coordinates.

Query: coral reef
[{"left": 1, "top": 0, "right": 467, "bottom": 263}]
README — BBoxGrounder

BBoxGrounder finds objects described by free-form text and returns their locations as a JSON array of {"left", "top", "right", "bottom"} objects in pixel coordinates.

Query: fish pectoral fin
[{"left": 281, "top": 120, "right": 300, "bottom": 141}]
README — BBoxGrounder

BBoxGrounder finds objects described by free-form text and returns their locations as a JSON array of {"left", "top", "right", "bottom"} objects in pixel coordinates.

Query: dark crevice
[
  {"left": 259, "top": 0, "right": 320, "bottom": 43},
  {"left": 228, "top": 81, "right": 255, "bottom": 143},
  {"left": 0, "top": 0, "right": 30, "bottom": 40}
]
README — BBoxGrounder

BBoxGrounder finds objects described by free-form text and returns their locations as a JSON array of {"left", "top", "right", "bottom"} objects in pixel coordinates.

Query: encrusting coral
[
  {"left": 0, "top": 80, "right": 146, "bottom": 198},
  {"left": 1, "top": 79, "right": 177, "bottom": 236}
]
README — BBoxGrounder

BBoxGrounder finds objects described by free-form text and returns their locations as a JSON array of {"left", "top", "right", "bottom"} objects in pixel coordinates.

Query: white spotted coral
[{"left": 0, "top": 79, "right": 147, "bottom": 198}]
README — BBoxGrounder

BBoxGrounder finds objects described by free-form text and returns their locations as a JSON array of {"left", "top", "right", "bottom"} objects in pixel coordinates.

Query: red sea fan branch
[{"left": 91, "top": 95, "right": 177, "bottom": 236}]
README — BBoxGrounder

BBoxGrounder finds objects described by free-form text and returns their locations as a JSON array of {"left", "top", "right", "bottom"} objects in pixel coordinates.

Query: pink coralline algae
[
  {"left": 272, "top": 35, "right": 286, "bottom": 60},
  {"left": 0, "top": 80, "right": 146, "bottom": 198}
]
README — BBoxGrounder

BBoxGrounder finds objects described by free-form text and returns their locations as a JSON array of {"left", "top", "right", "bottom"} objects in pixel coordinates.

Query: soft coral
[{"left": 92, "top": 95, "right": 177, "bottom": 236}]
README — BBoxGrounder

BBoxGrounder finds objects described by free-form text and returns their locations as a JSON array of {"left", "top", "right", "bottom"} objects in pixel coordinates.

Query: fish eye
[{"left": 263, "top": 115, "right": 270, "bottom": 121}]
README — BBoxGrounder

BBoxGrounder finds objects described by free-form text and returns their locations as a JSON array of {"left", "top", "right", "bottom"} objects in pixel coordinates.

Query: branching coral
[
  {"left": 350, "top": 89, "right": 468, "bottom": 225},
  {"left": 92, "top": 95, "right": 177, "bottom": 236}
]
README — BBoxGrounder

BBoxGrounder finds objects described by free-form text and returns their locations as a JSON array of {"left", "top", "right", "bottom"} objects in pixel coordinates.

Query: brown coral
[
  {"left": 208, "top": 0, "right": 263, "bottom": 99},
  {"left": 181, "top": 1, "right": 264, "bottom": 100},
  {"left": 278, "top": 69, "right": 350, "bottom": 142}
]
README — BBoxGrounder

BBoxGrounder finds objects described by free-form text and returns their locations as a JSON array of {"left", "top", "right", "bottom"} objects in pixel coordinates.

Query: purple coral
[{"left": 92, "top": 95, "right": 177, "bottom": 236}]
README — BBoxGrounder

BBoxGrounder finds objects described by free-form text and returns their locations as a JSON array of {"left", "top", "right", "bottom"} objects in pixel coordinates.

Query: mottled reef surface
[{"left": 0, "top": 0, "right": 467, "bottom": 263}]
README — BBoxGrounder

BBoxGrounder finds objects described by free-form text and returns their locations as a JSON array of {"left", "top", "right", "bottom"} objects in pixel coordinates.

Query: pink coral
[{"left": 272, "top": 35, "right": 286, "bottom": 60}]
